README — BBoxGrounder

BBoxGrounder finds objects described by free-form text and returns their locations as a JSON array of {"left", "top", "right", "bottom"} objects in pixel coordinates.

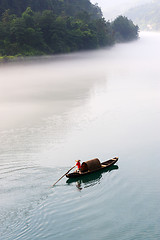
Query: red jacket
[{"left": 76, "top": 161, "right": 81, "bottom": 169}]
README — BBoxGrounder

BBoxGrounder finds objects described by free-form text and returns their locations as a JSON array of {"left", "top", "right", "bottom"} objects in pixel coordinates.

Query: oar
[{"left": 52, "top": 165, "right": 75, "bottom": 187}]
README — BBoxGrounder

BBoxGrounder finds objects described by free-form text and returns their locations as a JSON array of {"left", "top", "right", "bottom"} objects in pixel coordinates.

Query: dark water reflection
[{"left": 66, "top": 165, "right": 119, "bottom": 190}]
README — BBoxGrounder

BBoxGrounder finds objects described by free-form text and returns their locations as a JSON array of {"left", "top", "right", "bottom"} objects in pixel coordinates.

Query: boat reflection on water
[{"left": 66, "top": 165, "right": 119, "bottom": 190}]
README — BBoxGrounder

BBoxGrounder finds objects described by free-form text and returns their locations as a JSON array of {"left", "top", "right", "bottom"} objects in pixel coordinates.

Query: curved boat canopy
[{"left": 81, "top": 158, "right": 101, "bottom": 172}]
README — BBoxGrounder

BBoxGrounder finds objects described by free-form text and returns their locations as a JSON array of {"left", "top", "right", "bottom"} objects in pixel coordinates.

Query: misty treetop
[
  {"left": 112, "top": 16, "right": 139, "bottom": 42},
  {"left": 0, "top": 0, "right": 139, "bottom": 57}
]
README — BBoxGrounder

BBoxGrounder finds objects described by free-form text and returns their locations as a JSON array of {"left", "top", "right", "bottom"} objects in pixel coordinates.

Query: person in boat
[{"left": 75, "top": 160, "right": 81, "bottom": 172}]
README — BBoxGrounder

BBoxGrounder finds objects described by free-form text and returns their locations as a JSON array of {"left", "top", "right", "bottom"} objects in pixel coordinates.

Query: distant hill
[
  {"left": 91, "top": 0, "right": 151, "bottom": 20},
  {"left": 125, "top": 0, "right": 160, "bottom": 31}
]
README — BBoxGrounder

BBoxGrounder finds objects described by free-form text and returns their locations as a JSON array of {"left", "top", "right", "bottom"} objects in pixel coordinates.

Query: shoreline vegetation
[{"left": 0, "top": 0, "right": 139, "bottom": 62}]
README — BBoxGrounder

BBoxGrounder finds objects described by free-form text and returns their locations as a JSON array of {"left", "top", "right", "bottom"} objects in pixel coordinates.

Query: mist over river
[{"left": 0, "top": 32, "right": 160, "bottom": 240}]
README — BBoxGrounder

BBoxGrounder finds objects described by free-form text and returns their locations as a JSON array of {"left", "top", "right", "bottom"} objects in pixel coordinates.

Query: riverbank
[
  {"left": 0, "top": 38, "right": 138, "bottom": 64},
  {"left": 0, "top": 55, "right": 21, "bottom": 63}
]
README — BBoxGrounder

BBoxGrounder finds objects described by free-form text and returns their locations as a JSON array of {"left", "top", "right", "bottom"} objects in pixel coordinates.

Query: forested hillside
[
  {"left": 0, "top": 0, "right": 102, "bottom": 19},
  {"left": 0, "top": 0, "right": 139, "bottom": 58},
  {"left": 125, "top": 0, "right": 160, "bottom": 31}
]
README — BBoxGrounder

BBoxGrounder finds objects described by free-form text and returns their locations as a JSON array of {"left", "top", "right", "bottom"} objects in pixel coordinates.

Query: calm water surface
[{"left": 0, "top": 32, "right": 160, "bottom": 240}]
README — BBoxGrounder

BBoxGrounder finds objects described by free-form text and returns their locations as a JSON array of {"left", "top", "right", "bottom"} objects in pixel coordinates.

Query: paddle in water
[{"left": 52, "top": 166, "right": 75, "bottom": 187}]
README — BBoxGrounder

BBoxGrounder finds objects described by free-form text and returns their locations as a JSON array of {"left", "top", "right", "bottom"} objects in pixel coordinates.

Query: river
[{"left": 0, "top": 32, "right": 160, "bottom": 240}]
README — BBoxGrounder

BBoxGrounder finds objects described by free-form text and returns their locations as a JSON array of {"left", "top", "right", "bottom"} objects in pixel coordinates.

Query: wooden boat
[
  {"left": 66, "top": 165, "right": 119, "bottom": 184},
  {"left": 66, "top": 157, "right": 118, "bottom": 179}
]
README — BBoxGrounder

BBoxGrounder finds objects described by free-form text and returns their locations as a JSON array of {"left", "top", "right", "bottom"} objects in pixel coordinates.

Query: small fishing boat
[
  {"left": 66, "top": 157, "right": 118, "bottom": 179},
  {"left": 66, "top": 165, "right": 119, "bottom": 185}
]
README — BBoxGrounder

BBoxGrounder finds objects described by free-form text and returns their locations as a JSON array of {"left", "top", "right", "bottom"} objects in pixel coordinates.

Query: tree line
[
  {"left": 0, "top": 7, "right": 139, "bottom": 57},
  {"left": 0, "top": 0, "right": 102, "bottom": 19}
]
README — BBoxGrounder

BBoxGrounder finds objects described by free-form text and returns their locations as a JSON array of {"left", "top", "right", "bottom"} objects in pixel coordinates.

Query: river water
[{"left": 0, "top": 32, "right": 160, "bottom": 240}]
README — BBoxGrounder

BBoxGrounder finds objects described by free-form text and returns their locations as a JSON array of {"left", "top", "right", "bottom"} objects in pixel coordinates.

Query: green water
[{"left": 0, "top": 32, "right": 160, "bottom": 240}]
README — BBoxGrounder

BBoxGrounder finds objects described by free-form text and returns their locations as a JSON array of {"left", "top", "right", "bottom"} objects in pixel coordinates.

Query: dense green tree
[
  {"left": 0, "top": 1, "right": 139, "bottom": 57},
  {"left": 112, "top": 16, "right": 139, "bottom": 42},
  {"left": 0, "top": 0, "right": 102, "bottom": 19}
]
